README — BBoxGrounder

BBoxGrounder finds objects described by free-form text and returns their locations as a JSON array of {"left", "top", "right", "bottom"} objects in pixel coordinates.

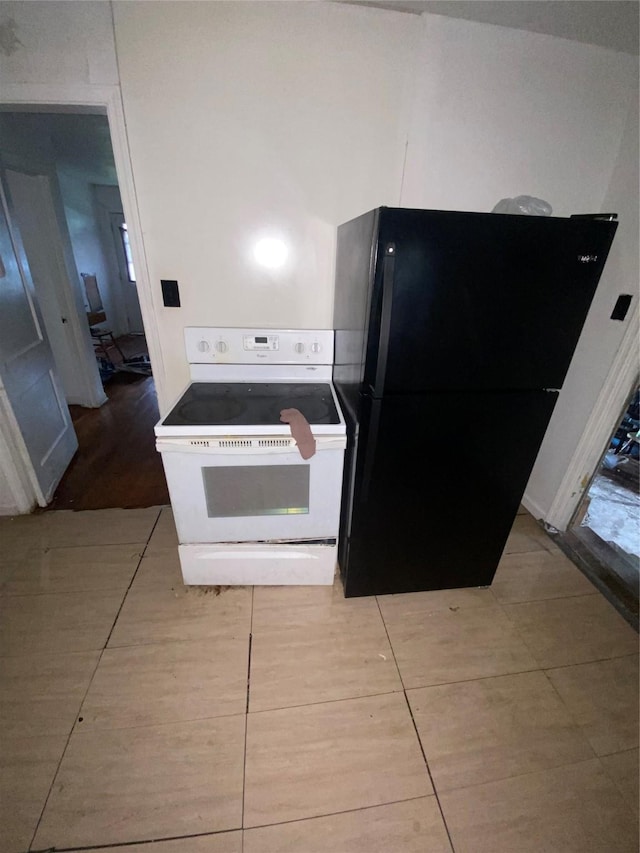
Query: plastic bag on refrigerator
[{"left": 492, "top": 196, "right": 553, "bottom": 216}]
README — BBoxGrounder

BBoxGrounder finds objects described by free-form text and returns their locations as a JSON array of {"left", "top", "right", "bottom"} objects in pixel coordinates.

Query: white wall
[
  {"left": 525, "top": 85, "right": 640, "bottom": 520},
  {"left": 0, "top": 0, "right": 118, "bottom": 87},
  {"left": 113, "top": 1, "right": 420, "bottom": 401},
  {"left": 402, "top": 15, "right": 636, "bottom": 215}
]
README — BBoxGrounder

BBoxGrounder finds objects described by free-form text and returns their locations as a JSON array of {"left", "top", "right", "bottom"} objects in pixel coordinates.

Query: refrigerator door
[
  {"left": 339, "top": 389, "right": 558, "bottom": 597},
  {"left": 362, "top": 209, "right": 617, "bottom": 394}
]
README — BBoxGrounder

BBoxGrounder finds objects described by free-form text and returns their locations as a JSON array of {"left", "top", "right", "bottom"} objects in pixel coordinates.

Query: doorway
[
  {"left": 562, "top": 381, "right": 640, "bottom": 627},
  {"left": 0, "top": 109, "right": 168, "bottom": 512}
]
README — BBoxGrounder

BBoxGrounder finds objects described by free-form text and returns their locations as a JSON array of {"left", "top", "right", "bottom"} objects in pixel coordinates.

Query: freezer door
[
  {"left": 364, "top": 209, "right": 617, "bottom": 393},
  {"left": 340, "top": 390, "right": 558, "bottom": 597}
]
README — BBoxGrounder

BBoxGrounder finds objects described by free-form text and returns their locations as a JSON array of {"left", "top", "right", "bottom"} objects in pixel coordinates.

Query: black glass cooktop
[{"left": 162, "top": 382, "right": 341, "bottom": 427}]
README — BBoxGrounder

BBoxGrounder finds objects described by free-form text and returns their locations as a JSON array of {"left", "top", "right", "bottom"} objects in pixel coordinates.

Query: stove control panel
[{"left": 185, "top": 328, "right": 334, "bottom": 365}]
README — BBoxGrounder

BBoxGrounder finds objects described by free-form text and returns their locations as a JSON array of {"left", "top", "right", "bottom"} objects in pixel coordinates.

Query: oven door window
[{"left": 202, "top": 465, "right": 310, "bottom": 517}]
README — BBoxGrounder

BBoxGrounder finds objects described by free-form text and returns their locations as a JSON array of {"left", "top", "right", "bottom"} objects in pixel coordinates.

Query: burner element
[
  {"left": 179, "top": 399, "right": 246, "bottom": 425},
  {"left": 267, "top": 384, "right": 332, "bottom": 425}
]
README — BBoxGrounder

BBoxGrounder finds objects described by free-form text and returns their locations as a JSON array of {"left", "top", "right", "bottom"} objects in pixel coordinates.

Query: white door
[
  {"left": 0, "top": 178, "right": 78, "bottom": 505},
  {"left": 6, "top": 169, "right": 106, "bottom": 408}
]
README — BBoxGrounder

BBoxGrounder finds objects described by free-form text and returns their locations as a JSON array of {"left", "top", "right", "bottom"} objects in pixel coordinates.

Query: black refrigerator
[{"left": 333, "top": 207, "right": 617, "bottom": 598}]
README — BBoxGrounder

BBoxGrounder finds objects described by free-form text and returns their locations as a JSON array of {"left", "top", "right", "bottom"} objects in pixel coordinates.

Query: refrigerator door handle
[
  {"left": 372, "top": 243, "right": 396, "bottom": 398},
  {"left": 361, "top": 399, "right": 382, "bottom": 502}
]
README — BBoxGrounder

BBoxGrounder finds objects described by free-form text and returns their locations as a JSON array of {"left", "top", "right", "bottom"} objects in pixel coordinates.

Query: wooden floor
[{"left": 47, "top": 371, "right": 170, "bottom": 512}]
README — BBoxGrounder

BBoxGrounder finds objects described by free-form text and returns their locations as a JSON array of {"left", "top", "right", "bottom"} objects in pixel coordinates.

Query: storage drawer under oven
[{"left": 157, "top": 440, "right": 345, "bottom": 545}]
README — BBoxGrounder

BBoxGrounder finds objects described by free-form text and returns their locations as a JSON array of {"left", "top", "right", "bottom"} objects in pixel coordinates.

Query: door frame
[
  {"left": 1, "top": 83, "right": 165, "bottom": 513},
  {"left": 528, "top": 301, "right": 640, "bottom": 531},
  {"left": 0, "top": 376, "right": 46, "bottom": 514}
]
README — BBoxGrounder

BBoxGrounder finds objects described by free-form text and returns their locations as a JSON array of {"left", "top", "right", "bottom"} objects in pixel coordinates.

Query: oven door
[{"left": 157, "top": 438, "right": 345, "bottom": 544}]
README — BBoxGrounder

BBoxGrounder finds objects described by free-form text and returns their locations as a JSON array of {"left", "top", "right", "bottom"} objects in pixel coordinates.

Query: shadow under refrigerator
[{"left": 333, "top": 207, "right": 618, "bottom": 597}]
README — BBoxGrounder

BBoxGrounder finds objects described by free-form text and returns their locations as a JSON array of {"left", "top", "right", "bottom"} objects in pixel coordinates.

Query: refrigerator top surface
[
  {"left": 350, "top": 205, "right": 617, "bottom": 224},
  {"left": 333, "top": 207, "right": 617, "bottom": 397}
]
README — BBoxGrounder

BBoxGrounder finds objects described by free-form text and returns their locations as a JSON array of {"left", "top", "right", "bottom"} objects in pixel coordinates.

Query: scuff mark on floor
[{"left": 0, "top": 18, "right": 23, "bottom": 56}]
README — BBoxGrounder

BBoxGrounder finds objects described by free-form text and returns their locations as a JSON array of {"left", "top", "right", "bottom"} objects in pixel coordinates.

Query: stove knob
[
  {"left": 311, "top": 342, "right": 321, "bottom": 354},
  {"left": 197, "top": 340, "right": 210, "bottom": 353},
  {"left": 294, "top": 342, "right": 305, "bottom": 354},
  {"left": 215, "top": 340, "right": 228, "bottom": 353}
]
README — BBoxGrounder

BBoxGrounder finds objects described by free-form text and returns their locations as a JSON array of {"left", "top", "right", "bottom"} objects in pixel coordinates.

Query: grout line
[
  {"left": 599, "top": 746, "right": 640, "bottom": 758},
  {"left": 85, "top": 633, "right": 236, "bottom": 652},
  {"left": 246, "top": 635, "right": 253, "bottom": 715},
  {"left": 100, "top": 515, "right": 161, "bottom": 652},
  {"left": 243, "top": 793, "right": 435, "bottom": 834},
  {"left": 27, "top": 826, "right": 242, "bottom": 852},
  {"left": 403, "top": 665, "right": 545, "bottom": 691},
  {"left": 247, "top": 687, "right": 404, "bottom": 716},
  {"left": 27, "top": 518, "right": 159, "bottom": 852},
  {"left": 0, "top": 583, "right": 144, "bottom": 600},
  {"left": 541, "top": 650, "right": 640, "bottom": 673},
  {"left": 37, "top": 538, "right": 152, "bottom": 553},
  {"left": 0, "top": 544, "right": 146, "bottom": 602},
  {"left": 491, "top": 586, "right": 636, "bottom": 671},
  {"left": 497, "top": 590, "right": 604, "bottom": 607},
  {"left": 27, "top": 795, "right": 439, "bottom": 852},
  {"left": 241, "top": 586, "right": 255, "bottom": 845},
  {"left": 144, "top": 507, "right": 165, "bottom": 548},
  {"left": 374, "top": 595, "right": 406, "bottom": 690},
  {"left": 237, "top": 653, "right": 636, "bottom": 716},
  {"left": 27, "top": 748, "right": 632, "bottom": 853},
  {"left": 45, "top": 709, "right": 247, "bottom": 736},
  {"left": 417, "top": 753, "right": 610, "bottom": 799},
  {"left": 540, "top": 667, "right": 598, "bottom": 759},
  {"left": 402, "top": 691, "right": 456, "bottom": 853},
  {"left": 374, "top": 596, "right": 456, "bottom": 848},
  {"left": 488, "top": 586, "right": 548, "bottom": 666},
  {"left": 24, "top": 680, "right": 98, "bottom": 849}
]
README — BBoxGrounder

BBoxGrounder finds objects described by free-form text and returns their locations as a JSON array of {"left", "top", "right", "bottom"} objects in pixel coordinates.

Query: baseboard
[{"left": 521, "top": 491, "right": 548, "bottom": 525}]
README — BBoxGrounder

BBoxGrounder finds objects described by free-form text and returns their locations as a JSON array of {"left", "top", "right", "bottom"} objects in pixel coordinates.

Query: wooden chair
[{"left": 81, "top": 273, "right": 125, "bottom": 364}]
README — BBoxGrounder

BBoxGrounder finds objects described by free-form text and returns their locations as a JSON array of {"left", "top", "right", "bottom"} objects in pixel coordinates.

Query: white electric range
[{"left": 155, "top": 328, "right": 346, "bottom": 586}]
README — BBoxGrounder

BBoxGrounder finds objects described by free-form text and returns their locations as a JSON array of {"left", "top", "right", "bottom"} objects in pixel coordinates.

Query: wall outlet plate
[
  {"left": 611, "top": 293, "right": 632, "bottom": 321},
  {"left": 161, "top": 279, "right": 180, "bottom": 307}
]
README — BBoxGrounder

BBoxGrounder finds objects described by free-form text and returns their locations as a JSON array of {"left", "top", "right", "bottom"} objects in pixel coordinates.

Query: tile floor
[{"left": 0, "top": 506, "right": 638, "bottom": 853}]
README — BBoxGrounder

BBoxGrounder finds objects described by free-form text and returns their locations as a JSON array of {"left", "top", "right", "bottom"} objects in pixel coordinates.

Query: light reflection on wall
[{"left": 253, "top": 237, "right": 288, "bottom": 270}]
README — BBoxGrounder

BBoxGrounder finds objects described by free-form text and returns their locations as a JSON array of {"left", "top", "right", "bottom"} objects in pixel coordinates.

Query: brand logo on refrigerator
[{"left": 578, "top": 254, "right": 598, "bottom": 263}]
